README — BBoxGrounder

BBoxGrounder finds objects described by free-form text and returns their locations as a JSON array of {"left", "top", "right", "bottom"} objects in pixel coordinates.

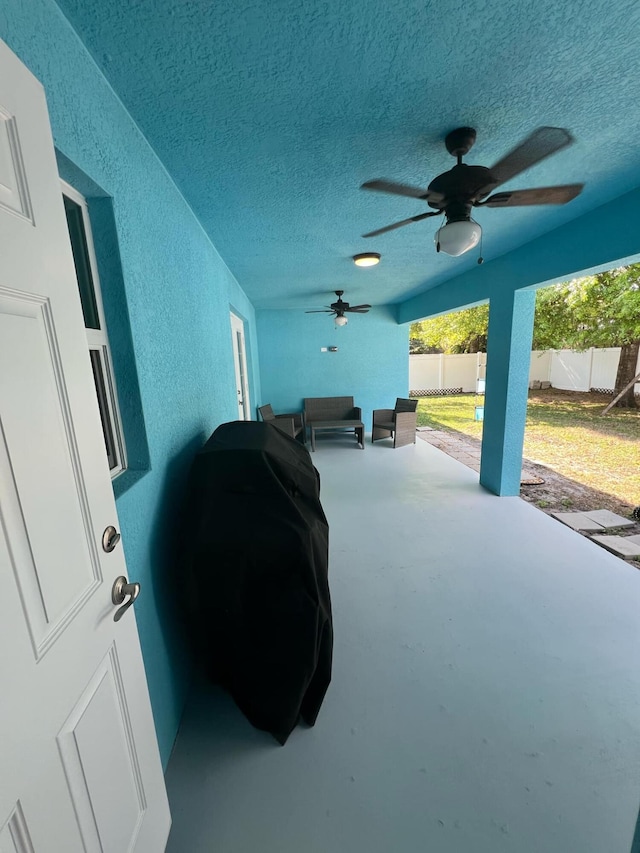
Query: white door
[
  {"left": 230, "top": 312, "right": 250, "bottom": 419},
  {"left": 0, "top": 40, "right": 170, "bottom": 852}
]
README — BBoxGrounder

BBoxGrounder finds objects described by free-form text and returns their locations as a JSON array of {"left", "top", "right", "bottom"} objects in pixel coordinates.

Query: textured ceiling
[{"left": 55, "top": 0, "right": 640, "bottom": 309}]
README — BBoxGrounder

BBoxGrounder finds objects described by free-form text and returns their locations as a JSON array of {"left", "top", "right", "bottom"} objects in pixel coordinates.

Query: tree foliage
[
  {"left": 410, "top": 304, "right": 489, "bottom": 354},
  {"left": 534, "top": 267, "right": 640, "bottom": 407},
  {"left": 532, "top": 268, "right": 640, "bottom": 350}
]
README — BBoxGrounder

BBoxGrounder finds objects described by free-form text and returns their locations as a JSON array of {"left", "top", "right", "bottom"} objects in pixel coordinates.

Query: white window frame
[{"left": 61, "top": 179, "right": 127, "bottom": 478}]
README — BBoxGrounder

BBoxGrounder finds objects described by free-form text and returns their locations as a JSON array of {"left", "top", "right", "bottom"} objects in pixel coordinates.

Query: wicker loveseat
[
  {"left": 303, "top": 396, "right": 364, "bottom": 451},
  {"left": 371, "top": 398, "right": 418, "bottom": 448}
]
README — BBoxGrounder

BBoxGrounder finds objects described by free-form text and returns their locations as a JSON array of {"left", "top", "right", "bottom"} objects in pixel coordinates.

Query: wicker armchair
[
  {"left": 258, "top": 403, "right": 306, "bottom": 443},
  {"left": 371, "top": 398, "right": 418, "bottom": 448}
]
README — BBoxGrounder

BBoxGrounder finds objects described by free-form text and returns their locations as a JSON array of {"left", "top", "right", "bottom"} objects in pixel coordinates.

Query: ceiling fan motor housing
[
  {"left": 442, "top": 199, "right": 472, "bottom": 224},
  {"left": 331, "top": 291, "right": 349, "bottom": 311},
  {"left": 427, "top": 164, "right": 496, "bottom": 210}
]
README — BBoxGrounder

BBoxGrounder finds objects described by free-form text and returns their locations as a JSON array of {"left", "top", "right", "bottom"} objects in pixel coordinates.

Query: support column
[{"left": 479, "top": 288, "right": 536, "bottom": 496}]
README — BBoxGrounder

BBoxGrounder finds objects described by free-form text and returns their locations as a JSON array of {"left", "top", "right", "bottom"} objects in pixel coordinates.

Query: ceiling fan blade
[
  {"left": 346, "top": 308, "right": 370, "bottom": 313},
  {"left": 362, "top": 210, "right": 441, "bottom": 238},
  {"left": 305, "top": 309, "right": 334, "bottom": 313},
  {"left": 482, "top": 184, "right": 584, "bottom": 207},
  {"left": 346, "top": 304, "right": 372, "bottom": 311},
  {"left": 361, "top": 179, "right": 443, "bottom": 204},
  {"left": 484, "top": 127, "right": 575, "bottom": 191}
]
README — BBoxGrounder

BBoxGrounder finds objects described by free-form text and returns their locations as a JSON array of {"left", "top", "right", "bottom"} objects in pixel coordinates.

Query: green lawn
[{"left": 416, "top": 389, "right": 640, "bottom": 504}]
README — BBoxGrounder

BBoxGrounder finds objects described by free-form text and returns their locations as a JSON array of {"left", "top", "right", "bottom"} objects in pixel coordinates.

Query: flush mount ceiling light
[
  {"left": 352, "top": 252, "right": 381, "bottom": 267},
  {"left": 360, "top": 126, "right": 585, "bottom": 257}
]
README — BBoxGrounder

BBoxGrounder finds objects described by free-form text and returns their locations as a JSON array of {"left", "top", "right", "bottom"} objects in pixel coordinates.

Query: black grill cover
[{"left": 181, "top": 421, "right": 332, "bottom": 744}]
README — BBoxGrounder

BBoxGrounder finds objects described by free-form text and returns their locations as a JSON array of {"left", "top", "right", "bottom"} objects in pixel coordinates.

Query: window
[{"left": 62, "top": 181, "right": 127, "bottom": 477}]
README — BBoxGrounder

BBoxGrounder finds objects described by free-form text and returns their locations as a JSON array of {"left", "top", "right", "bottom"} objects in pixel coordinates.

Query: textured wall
[
  {"left": 0, "top": 0, "right": 260, "bottom": 766},
  {"left": 257, "top": 307, "right": 409, "bottom": 430}
]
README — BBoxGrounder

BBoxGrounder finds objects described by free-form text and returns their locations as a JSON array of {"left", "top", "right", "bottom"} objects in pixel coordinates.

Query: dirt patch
[
  {"left": 529, "top": 387, "right": 638, "bottom": 410},
  {"left": 519, "top": 458, "right": 635, "bottom": 516}
]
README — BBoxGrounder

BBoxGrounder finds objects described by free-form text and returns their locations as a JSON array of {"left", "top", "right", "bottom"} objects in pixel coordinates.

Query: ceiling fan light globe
[
  {"left": 434, "top": 220, "right": 482, "bottom": 257},
  {"left": 335, "top": 315, "right": 348, "bottom": 327}
]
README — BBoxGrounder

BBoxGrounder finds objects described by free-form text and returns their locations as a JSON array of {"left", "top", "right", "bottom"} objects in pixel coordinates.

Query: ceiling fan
[
  {"left": 305, "top": 291, "right": 371, "bottom": 326},
  {"left": 361, "top": 126, "right": 584, "bottom": 257}
]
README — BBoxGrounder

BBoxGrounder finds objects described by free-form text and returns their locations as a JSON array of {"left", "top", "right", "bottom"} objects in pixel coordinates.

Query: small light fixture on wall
[{"left": 353, "top": 252, "right": 381, "bottom": 267}]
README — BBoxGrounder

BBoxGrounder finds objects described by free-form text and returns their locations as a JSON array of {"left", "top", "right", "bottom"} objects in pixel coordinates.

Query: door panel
[
  {"left": 57, "top": 646, "right": 146, "bottom": 852},
  {"left": 0, "top": 105, "right": 33, "bottom": 222},
  {"left": 0, "top": 38, "right": 170, "bottom": 853},
  {"left": 0, "top": 292, "right": 100, "bottom": 652}
]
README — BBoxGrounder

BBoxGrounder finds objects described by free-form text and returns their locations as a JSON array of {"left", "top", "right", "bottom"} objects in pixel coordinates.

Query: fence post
[{"left": 438, "top": 353, "right": 444, "bottom": 390}]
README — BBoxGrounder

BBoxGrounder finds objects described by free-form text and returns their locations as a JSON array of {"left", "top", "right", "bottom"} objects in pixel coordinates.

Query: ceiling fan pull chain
[{"left": 435, "top": 214, "right": 446, "bottom": 252}]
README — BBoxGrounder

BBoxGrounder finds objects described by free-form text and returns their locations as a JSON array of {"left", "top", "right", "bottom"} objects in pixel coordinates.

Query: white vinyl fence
[{"left": 410, "top": 348, "right": 640, "bottom": 395}]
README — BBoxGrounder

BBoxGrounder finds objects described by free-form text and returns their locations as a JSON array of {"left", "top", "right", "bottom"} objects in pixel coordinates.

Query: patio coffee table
[{"left": 309, "top": 419, "right": 364, "bottom": 451}]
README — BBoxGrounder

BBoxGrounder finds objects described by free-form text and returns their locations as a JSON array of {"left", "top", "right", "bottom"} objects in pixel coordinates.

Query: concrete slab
[
  {"left": 166, "top": 439, "right": 640, "bottom": 853},
  {"left": 584, "top": 509, "right": 635, "bottom": 529},
  {"left": 551, "top": 511, "right": 605, "bottom": 531},
  {"left": 591, "top": 535, "right": 640, "bottom": 558}
]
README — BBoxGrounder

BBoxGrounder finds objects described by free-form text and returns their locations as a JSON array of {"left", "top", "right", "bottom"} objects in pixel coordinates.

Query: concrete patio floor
[{"left": 165, "top": 434, "right": 640, "bottom": 853}]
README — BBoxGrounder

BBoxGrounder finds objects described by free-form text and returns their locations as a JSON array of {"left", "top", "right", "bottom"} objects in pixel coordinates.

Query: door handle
[{"left": 111, "top": 575, "right": 141, "bottom": 622}]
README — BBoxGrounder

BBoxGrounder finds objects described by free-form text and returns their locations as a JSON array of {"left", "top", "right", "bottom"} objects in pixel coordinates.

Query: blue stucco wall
[
  {"left": 0, "top": 0, "right": 261, "bottom": 766},
  {"left": 257, "top": 307, "right": 409, "bottom": 429}
]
